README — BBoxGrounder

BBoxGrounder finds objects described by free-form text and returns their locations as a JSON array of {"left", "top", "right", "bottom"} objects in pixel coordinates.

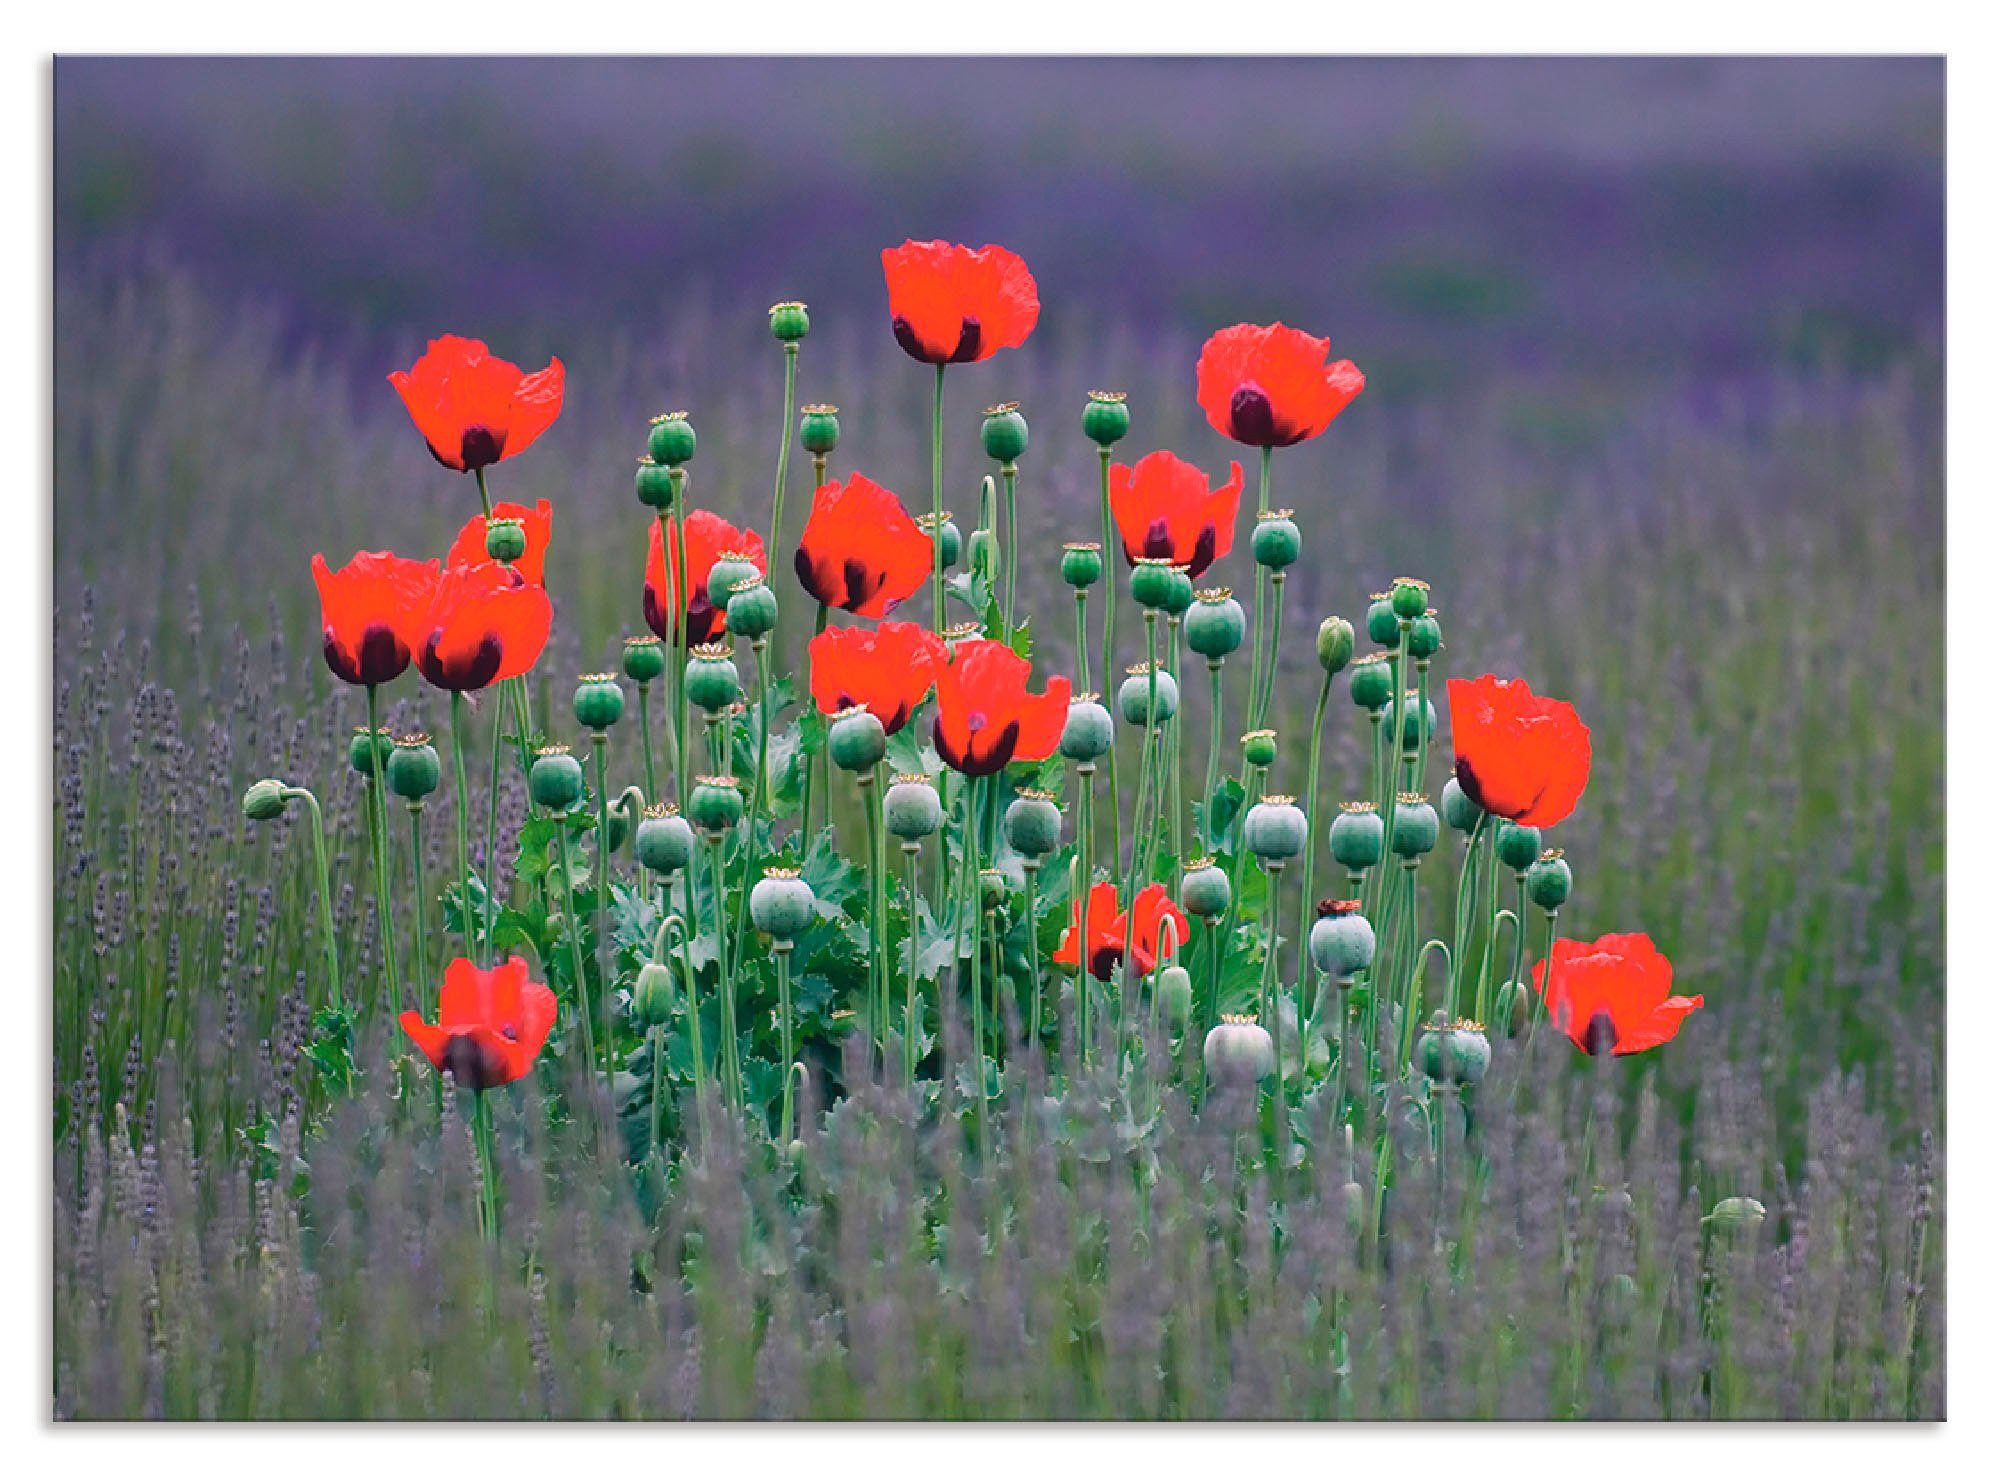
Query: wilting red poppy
[
  {"left": 794, "top": 473, "right": 933, "bottom": 617},
  {"left": 1055, "top": 882, "right": 1190, "bottom": 981},
  {"left": 1532, "top": 932, "right": 1703, "bottom": 1057},
  {"left": 881, "top": 240, "right": 1040, "bottom": 365},
  {"left": 1447, "top": 674, "right": 1592, "bottom": 829},
  {"left": 311, "top": 550, "right": 441, "bottom": 687},
  {"left": 400, "top": 956, "right": 558, "bottom": 1089},
  {"left": 931, "top": 638, "right": 1071, "bottom": 776},
  {"left": 644, "top": 511, "right": 767, "bottom": 646},
  {"left": 446, "top": 498, "right": 555, "bottom": 586},
  {"left": 1195, "top": 322, "right": 1365, "bottom": 448},
  {"left": 389, "top": 335, "right": 565, "bottom": 473},
  {"left": 414, "top": 562, "right": 553, "bottom": 692},
  {"left": 808, "top": 621, "right": 948, "bottom": 736},
  {"left": 1107, "top": 451, "right": 1245, "bottom": 577}
]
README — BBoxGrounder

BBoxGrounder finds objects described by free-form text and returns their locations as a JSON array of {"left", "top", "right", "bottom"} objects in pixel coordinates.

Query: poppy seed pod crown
[
  {"left": 1082, "top": 389, "right": 1131, "bottom": 446},
  {"left": 647, "top": 411, "right": 697, "bottom": 467}
]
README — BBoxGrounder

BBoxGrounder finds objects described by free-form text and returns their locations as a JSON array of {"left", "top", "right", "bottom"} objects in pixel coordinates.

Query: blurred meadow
[{"left": 52, "top": 57, "right": 1943, "bottom": 1417}]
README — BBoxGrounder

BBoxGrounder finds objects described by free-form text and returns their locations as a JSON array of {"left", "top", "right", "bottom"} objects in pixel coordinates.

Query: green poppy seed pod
[
  {"left": 1496, "top": 821, "right": 1542, "bottom": 872},
  {"left": 1308, "top": 899, "right": 1375, "bottom": 978},
  {"left": 1407, "top": 612, "right": 1442, "bottom": 661},
  {"left": 242, "top": 778, "right": 290, "bottom": 822},
  {"left": 1316, "top": 615, "right": 1355, "bottom": 674},
  {"left": 648, "top": 412, "right": 697, "bottom": 467},
  {"left": 1118, "top": 665, "right": 1178, "bottom": 725},
  {"left": 484, "top": 516, "right": 528, "bottom": 564},
  {"left": 828, "top": 708, "right": 887, "bottom": 772},
  {"left": 981, "top": 402, "right": 1029, "bottom": 463},
  {"left": 1060, "top": 697, "right": 1115, "bottom": 762},
  {"left": 1391, "top": 795, "right": 1439, "bottom": 858},
  {"left": 884, "top": 773, "right": 944, "bottom": 841},
  {"left": 1185, "top": 589, "right": 1245, "bottom": 659},
  {"left": 1704, "top": 1196, "right": 1769, "bottom": 1234},
  {"left": 1244, "top": 796, "right": 1308, "bottom": 862},
  {"left": 1441, "top": 776, "right": 1481, "bottom": 834},
  {"left": 769, "top": 300, "right": 810, "bottom": 342},
  {"left": 1060, "top": 542, "right": 1103, "bottom": 589},
  {"left": 1179, "top": 858, "right": 1232, "bottom": 920},
  {"left": 1349, "top": 654, "right": 1394, "bottom": 710},
  {"left": 348, "top": 726, "right": 393, "bottom": 775},
  {"left": 706, "top": 553, "right": 761, "bottom": 609},
  {"left": 1163, "top": 567, "right": 1195, "bottom": 616},
  {"left": 1390, "top": 576, "right": 1430, "bottom": 620},
  {"left": 1398, "top": 692, "right": 1437, "bottom": 751},
  {"left": 529, "top": 747, "right": 585, "bottom": 810},
  {"left": 1251, "top": 510, "right": 1301, "bottom": 569},
  {"left": 917, "top": 512, "right": 961, "bottom": 569},
  {"left": 621, "top": 635, "right": 666, "bottom": 684},
  {"left": 979, "top": 868, "right": 1009, "bottom": 910},
  {"left": 1241, "top": 728, "right": 1278, "bottom": 770},
  {"left": 1157, "top": 965, "right": 1193, "bottom": 1024},
  {"left": 1203, "top": 1014, "right": 1275, "bottom": 1086},
  {"left": 1082, "top": 389, "right": 1130, "bottom": 446},
  {"left": 1365, "top": 593, "right": 1400, "bottom": 646},
  {"left": 1129, "top": 558, "right": 1176, "bottom": 609},
  {"left": 573, "top": 672, "right": 625, "bottom": 732},
  {"left": 635, "top": 807, "right": 695, "bottom": 874},
  {"left": 606, "top": 805, "right": 631, "bottom": 853},
  {"left": 635, "top": 459, "right": 676, "bottom": 509},
  {"left": 750, "top": 868, "right": 816, "bottom": 938},
  {"left": 1328, "top": 801, "right": 1385, "bottom": 870},
  {"left": 386, "top": 735, "right": 441, "bottom": 801},
  {"left": 634, "top": 961, "right": 676, "bottom": 1026},
  {"left": 1003, "top": 791, "right": 1062, "bottom": 857},
  {"left": 1451, "top": 1024, "right": 1493, "bottom": 1085},
  {"left": 687, "top": 776, "right": 745, "bottom": 835},
  {"left": 1494, "top": 978, "right": 1531, "bottom": 1037},
  {"left": 1526, "top": 850, "right": 1573, "bottom": 911},
  {"left": 799, "top": 403, "right": 841, "bottom": 456},
  {"left": 684, "top": 646, "right": 741, "bottom": 713},
  {"left": 724, "top": 579, "right": 778, "bottom": 639},
  {"left": 1415, "top": 1015, "right": 1451, "bottom": 1082}
]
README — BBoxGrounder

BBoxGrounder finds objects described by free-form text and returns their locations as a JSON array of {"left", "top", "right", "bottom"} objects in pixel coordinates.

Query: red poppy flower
[
  {"left": 794, "top": 473, "right": 933, "bottom": 617},
  {"left": 1054, "top": 882, "right": 1190, "bottom": 981},
  {"left": 446, "top": 498, "right": 555, "bottom": 587},
  {"left": 1195, "top": 322, "right": 1365, "bottom": 447},
  {"left": 881, "top": 240, "right": 1040, "bottom": 365},
  {"left": 808, "top": 621, "right": 948, "bottom": 736},
  {"left": 389, "top": 334, "right": 565, "bottom": 473},
  {"left": 399, "top": 956, "right": 558, "bottom": 1089},
  {"left": 644, "top": 511, "right": 766, "bottom": 647},
  {"left": 311, "top": 549, "right": 441, "bottom": 687},
  {"left": 1532, "top": 932, "right": 1703, "bottom": 1057},
  {"left": 414, "top": 562, "right": 553, "bottom": 692},
  {"left": 1447, "top": 674, "right": 1592, "bottom": 829},
  {"left": 931, "top": 638, "right": 1071, "bottom": 776},
  {"left": 1107, "top": 451, "right": 1245, "bottom": 577}
]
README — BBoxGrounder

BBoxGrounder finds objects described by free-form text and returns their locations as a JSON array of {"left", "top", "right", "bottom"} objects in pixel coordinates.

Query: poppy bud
[
  {"left": 1082, "top": 389, "right": 1130, "bottom": 447},
  {"left": 635, "top": 459, "right": 676, "bottom": 509},
  {"left": 724, "top": 578, "right": 779, "bottom": 639},
  {"left": 1348, "top": 652, "right": 1394, "bottom": 710},
  {"left": 799, "top": 403, "right": 840, "bottom": 456},
  {"left": 1251, "top": 509, "right": 1301, "bottom": 569},
  {"left": 1179, "top": 857, "right": 1232, "bottom": 919},
  {"left": 1309, "top": 898, "right": 1375, "bottom": 978},
  {"left": 1398, "top": 691, "right": 1437, "bottom": 751},
  {"left": 1496, "top": 820, "right": 1542, "bottom": 872},
  {"left": 349, "top": 726, "right": 393, "bottom": 776},
  {"left": 706, "top": 552, "right": 762, "bottom": 609},
  {"left": 1390, "top": 576, "right": 1429, "bottom": 620},
  {"left": 387, "top": 734, "right": 441, "bottom": 802},
  {"left": 634, "top": 961, "right": 676, "bottom": 1026},
  {"left": 1328, "top": 801, "right": 1384, "bottom": 871},
  {"left": 1391, "top": 794, "right": 1439, "bottom": 858},
  {"left": 1241, "top": 728, "right": 1278, "bottom": 770},
  {"left": 1316, "top": 615, "right": 1355, "bottom": 674},
  {"left": 1061, "top": 542, "right": 1103, "bottom": 589},
  {"left": 1343, "top": 1179, "right": 1368, "bottom": 1236},
  {"left": 1245, "top": 795, "right": 1307, "bottom": 862},
  {"left": 648, "top": 411, "right": 697, "bottom": 468},
  {"left": 242, "top": 778, "right": 290, "bottom": 822},
  {"left": 1129, "top": 557, "right": 1177, "bottom": 609},
  {"left": 1525, "top": 849, "right": 1572, "bottom": 911},
  {"left": 1061, "top": 697, "right": 1115, "bottom": 762},
  {"left": 829, "top": 708, "right": 887, "bottom": 772},
  {"left": 885, "top": 772, "right": 944, "bottom": 841},
  {"left": 685, "top": 645, "right": 742, "bottom": 713},
  {"left": 1203, "top": 1014, "right": 1275, "bottom": 1086},
  {"left": 1704, "top": 1196, "right": 1768, "bottom": 1233},
  {"left": 687, "top": 775, "right": 745, "bottom": 835},
  {"left": 1004, "top": 790, "right": 1062, "bottom": 857},
  {"left": 981, "top": 402, "right": 1029, "bottom": 464},
  {"left": 968, "top": 528, "right": 999, "bottom": 584},
  {"left": 1441, "top": 776, "right": 1481, "bottom": 834},
  {"left": 1494, "top": 978, "right": 1531, "bottom": 1037},
  {"left": 769, "top": 300, "right": 810, "bottom": 342},
  {"left": 635, "top": 804, "right": 695, "bottom": 874},
  {"left": 530, "top": 746, "right": 585, "bottom": 811},
  {"left": 1365, "top": 593, "right": 1400, "bottom": 647},
  {"left": 573, "top": 672, "right": 625, "bottom": 732},
  {"left": 1185, "top": 588, "right": 1245, "bottom": 659},
  {"left": 1118, "top": 663, "right": 1178, "bottom": 725},
  {"left": 979, "top": 868, "right": 1009, "bottom": 910},
  {"left": 622, "top": 635, "right": 666, "bottom": 685},
  {"left": 1157, "top": 965, "right": 1193, "bottom": 1023},
  {"left": 484, "top": 516, "right": 528, "bottom": 564},
  {"left": 917, "top": 512, "right": 961, "bottom": 569},
  {"left": 1407, "top": 611, "right": 1442, "bottom": 661},
  {"left": 750, "top": 867, "right": 816, "bottom": 938}
]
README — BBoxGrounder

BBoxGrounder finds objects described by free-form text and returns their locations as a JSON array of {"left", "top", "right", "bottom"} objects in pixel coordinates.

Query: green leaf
[{"left": 1203, "top": 777, "right": 1246, "bottom": 852}]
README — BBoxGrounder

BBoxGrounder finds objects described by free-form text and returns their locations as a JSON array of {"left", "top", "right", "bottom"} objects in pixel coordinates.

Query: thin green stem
[
  {"left": 1203, "top": 658, "right": 1224, "bottom": 848},
  {"left": 1024, "top": 859, "right": 1042, "bottom": 1051},
  {"left": 405, "top": 803, "right": 427, "bottom": 1008},
  {"left": 364, "top": 685, "right": 401, "bottom": 1018},
  {"left": 1002, "top": 462, "right": 1020, "bottom": 632},
  {"left": 930, "top": 364, "right": 947, "bottom": 635},
  {"left": 860, "top": 770, "right": 888, "bottom": 1068},
  {"left": 471, "top": 1087, "right": 498, "bottom": 1241},
  {"left": 903, "top": 841, "right": 923, "bottom": 1086},
  {"left": 1252, "top": 571, "right": 1286, "bottom": 732},
  {"left": 592, "top": 737, "right": 614, "bottom": 1085},
  {"left": 635, "top": 682, "right": 659, "bottom": 803},
  {"left": 1097, "top": 449, "right": 1122, "bottom": 866},
  {"left": 776, "top": 942, "right": 797, "bottom": 1141},
  {"left": 473, "top": 466, "right": 494, "bottom": 520},
  {"left": 481, "top": 696, "right": 504, "bottom": 964},
  {"left": 553, "top": 816, "right": 603, "bottom": 1099},
  {"left": 1293, "top": 668, "right": 1335, "bottom": 1040},
  {"left": 1244, "top": 446, "right": 1272, "bottom": 731},
  {"left": 1074, "top": 589, "right": 1092, "bottom": 696},
  {"left": 448, "top": 694, "right": 476, "bottom": 961},
  {"left": 283, "top": 786, "right": 342, "bottom": 1012},
  {"left": 707, "top": 837, "right": 743, "bottom": 1113},
  {"left": 770, "top": 342, "right": 799, "bottom": 631}
]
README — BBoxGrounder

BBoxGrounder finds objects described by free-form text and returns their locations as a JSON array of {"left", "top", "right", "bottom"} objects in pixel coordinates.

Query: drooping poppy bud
[
  {"left": 242, "top": 779, "right": 290, "bottom": 822},
  {"left": 1316, "top": 616, "right": 1355, "bottom": 674}
]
